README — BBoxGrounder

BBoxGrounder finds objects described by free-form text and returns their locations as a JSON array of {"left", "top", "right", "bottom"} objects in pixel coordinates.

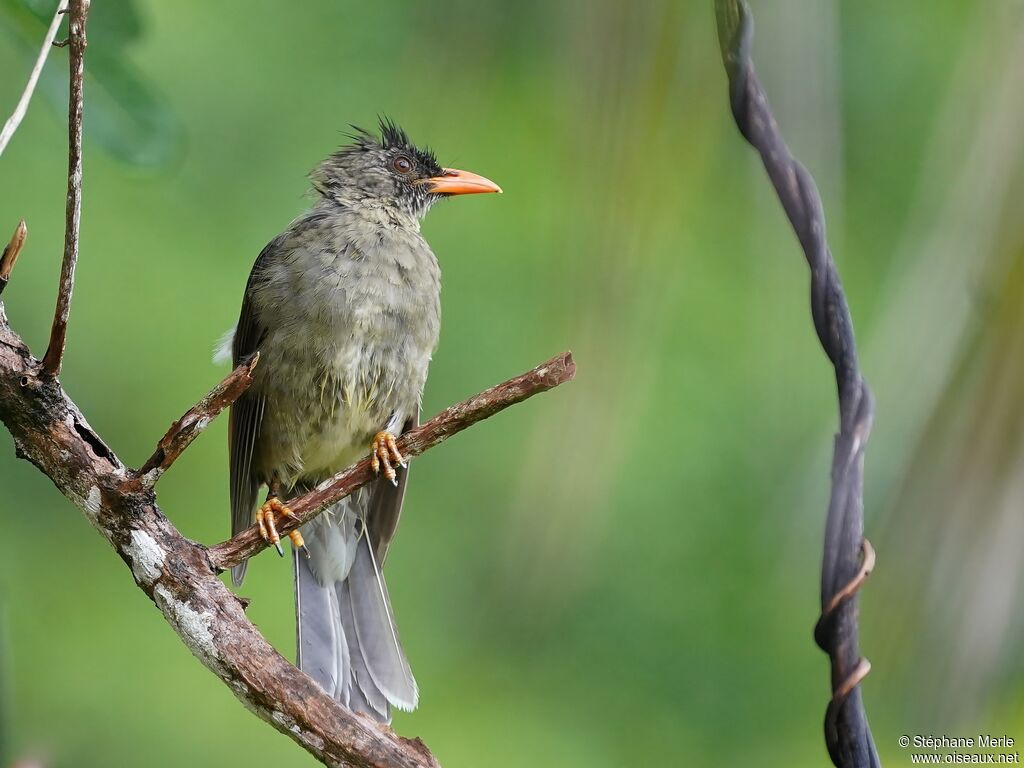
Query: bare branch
[
  {"left": 209, "top": 351, "right": 577, "bottom": 572},
  {"left": 0, "top": 3, "right": 576, "bottom": 762},
  {"left": 133, "top": 353, "right": 260, "bottom": 488},
  {"left": 42, "top": 0, "right": 89, "bottom": 377},
  {"left": 0, "top": 316, "right": 449, "bottom": 767},
  {"left": 1, "top": 282, "right": 572, "bottom": 766},
  {"left": 0, "top": 220, "right": 27, "bottom": 296},
  {"left": 0, "top": 6, "right": 439, "bottom": 762},
  {"left": 714, "top": 2, "right": 880, "bottom": 766},
  {"left": 0, "top": 0, "right": 69, "bottom": 157}
]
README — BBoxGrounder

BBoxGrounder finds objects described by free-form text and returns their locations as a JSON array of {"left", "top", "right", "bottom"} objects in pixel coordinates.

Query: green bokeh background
[{"left": 2, "top": 1, "right": 1024, "bottom": 766}]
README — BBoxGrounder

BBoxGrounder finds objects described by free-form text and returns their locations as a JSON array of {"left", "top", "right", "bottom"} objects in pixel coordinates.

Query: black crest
[
  {"left": 379, "top": 116, "right": 411, "bottom": 150},
  {"left": 341, "top": 116, "right": 440, "bottom": 172}
]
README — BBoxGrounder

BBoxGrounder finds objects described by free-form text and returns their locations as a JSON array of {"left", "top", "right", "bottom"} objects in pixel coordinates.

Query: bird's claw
[
  {"left": 370, "top": 431, "right": 405, "bottom": 486},
  {"left": 256, "top": 497, "right": 301, "bottom": 557}
]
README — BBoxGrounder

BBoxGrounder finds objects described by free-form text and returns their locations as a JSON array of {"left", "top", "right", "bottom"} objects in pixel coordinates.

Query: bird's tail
[{"left": 293, "top": 505, "right": 418, "bottom": 723}]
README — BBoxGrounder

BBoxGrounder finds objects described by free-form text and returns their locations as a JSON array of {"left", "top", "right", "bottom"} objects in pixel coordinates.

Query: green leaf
[
  {"left": 4, "top": 0, "right": 144, "bottom": 48},
  {"left": 0, "top": 0, "right": 184, "bottom": 169}
]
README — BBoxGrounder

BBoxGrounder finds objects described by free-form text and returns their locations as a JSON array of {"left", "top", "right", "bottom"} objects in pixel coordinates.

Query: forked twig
[
  {"left": 208, "top": 352, "right": 576, "bottom": 571},
  {"left": 0, "top": 319, "right": 573, "bottom": 767},
  {"left": 134, "top": 353, "right": 260, "bottom": 488}
]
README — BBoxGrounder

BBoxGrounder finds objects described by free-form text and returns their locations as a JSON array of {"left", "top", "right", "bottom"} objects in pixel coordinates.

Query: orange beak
[{"left": 424, "top": 168, "right": 502, "bottom": 195}]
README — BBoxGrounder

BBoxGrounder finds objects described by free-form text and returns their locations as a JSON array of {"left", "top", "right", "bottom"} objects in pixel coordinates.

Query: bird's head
[{"left": 310, "top": 117, "right": 501, "bottom": 218}]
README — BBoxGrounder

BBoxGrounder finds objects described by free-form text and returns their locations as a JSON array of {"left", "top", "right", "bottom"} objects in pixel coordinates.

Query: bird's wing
[
  {"left": 367, "top": 407, "right": 419, "bottom": 565},
  {"left": 228, "top": 248, "right": 271, "bottom": 586}
]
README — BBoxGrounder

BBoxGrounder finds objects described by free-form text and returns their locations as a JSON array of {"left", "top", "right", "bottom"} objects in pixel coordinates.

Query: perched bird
[{"left": 222, "top": 118, "right": 500, "bottom": 721}]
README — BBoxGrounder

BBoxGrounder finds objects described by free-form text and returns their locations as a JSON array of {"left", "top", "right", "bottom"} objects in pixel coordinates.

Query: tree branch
[
  {"left": 208, "top": 351, "right": 576, "bottom": 572},
  {"left": 41, "top": 0, "right": 88, "bottom": 377},
  {"left": 0, "top": 319, "right": 438, "bottom": 768},
  {"left": 0, "top": 300, "right": 573, "bottom": 765},
  {"left": 713, "top": 3, "right": 880, "bottom": 767},
  {"left": 0, "top": 0, "right": 69, "bottom": 158},
  {"left": 133, "top": 352, "right": 260, "bottom": 489},
  {"left": 0, "top": 220, "right": 27, "bottom": 296},
  {"left": 0, "top": 1, "right": 582, "bottom": 763}
]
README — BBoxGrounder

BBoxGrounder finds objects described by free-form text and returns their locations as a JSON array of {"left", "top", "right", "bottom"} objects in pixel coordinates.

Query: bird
[{"left": 221, "top": 118, "right": 500, "bottom": 722}]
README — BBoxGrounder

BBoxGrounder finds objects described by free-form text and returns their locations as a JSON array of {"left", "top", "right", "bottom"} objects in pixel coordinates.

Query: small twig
[
  {"left": 134, "top": 353, "right": 260, "bottom": 488},
  {"left": 209, "top": 351, "right": 576, "bottom": 572},
  {"left": 0, "top": 221, "right": 28, "bottom": 296},
  {"left": 714, "top": 2, "right": 880, "bottom": 766},
  {"left": 0, "top": 0, "right": 70, "bottom": 157},
  {"left": 42, "top": 0, "right": 89, "bottom": 377}
]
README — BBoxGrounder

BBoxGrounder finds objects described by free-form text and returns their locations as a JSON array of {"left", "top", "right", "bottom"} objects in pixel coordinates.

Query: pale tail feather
[
  {"left": 347, "top": 532, "right": 418, "bottom": 711},
  {"left": 294, "top": 519, "right": 417, "bottom": 722},
  {"left": 338, "top": 579, "right": 390, "bottom": 719},
  {"left": 294, "top": 548, "right": 347, "bottom": 698}
]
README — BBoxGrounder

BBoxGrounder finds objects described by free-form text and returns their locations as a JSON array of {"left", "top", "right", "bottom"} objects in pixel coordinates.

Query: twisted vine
[{"left": 714, "top": 3, "right": 881, "bottom": 765}]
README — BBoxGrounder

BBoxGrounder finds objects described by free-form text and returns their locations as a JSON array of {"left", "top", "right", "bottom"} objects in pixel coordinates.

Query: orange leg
[
  {"left": 256, "top": 495, "right": 305, "bottom": 557},
  {"left": 370, "top": 431, "right": 406, "bottom": 487}
]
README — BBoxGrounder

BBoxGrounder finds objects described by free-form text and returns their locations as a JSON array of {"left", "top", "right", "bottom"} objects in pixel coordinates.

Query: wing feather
[
  {"left": 366, "top": 408, "right": 418, "bottom": 565},
  {"left": 228, "top": 248, "right": 272, "bottom": 587}
]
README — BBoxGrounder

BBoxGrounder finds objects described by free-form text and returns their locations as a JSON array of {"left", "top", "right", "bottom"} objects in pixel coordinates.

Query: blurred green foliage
[
  {"left": 1, "top": 1, "right": 1022, "bottom": 766},
  {"left": 1, "top": 0, "right": 183, "bottom": 167}
]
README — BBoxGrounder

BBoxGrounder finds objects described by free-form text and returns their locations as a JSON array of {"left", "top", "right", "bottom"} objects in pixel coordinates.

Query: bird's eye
[{"left": 393, "top": 156, "right": 413, "bottom": 174}]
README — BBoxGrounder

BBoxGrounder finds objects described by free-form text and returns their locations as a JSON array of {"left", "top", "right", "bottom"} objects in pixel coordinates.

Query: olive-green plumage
[{"left": 224, "top": 120, "right": 498, "bottom": 721}]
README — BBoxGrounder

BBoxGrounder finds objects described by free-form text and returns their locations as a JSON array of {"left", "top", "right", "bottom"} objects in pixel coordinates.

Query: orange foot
[
  {"left": 370, "top": 431, "right": 406, "bottom": 487},
  {"left": 256, "top": 497, "right": 305, "bottom": 557}
]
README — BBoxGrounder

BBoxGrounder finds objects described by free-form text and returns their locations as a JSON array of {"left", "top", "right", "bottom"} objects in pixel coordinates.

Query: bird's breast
[{"left": 249, "top": 215, "right": 441, "bottom": 482}]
